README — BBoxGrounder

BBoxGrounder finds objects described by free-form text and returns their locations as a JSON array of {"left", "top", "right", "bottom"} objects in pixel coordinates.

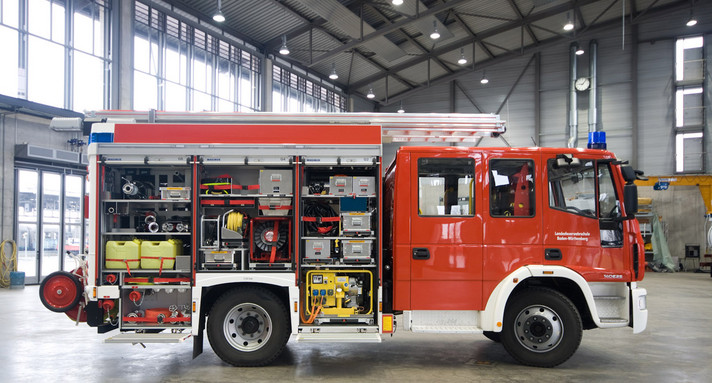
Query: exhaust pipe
[
  {"left": 588, "top": 40, "right": 598, "bottom": 134},
  {"left": 567, "top": 42, "right": 578, "bottom": 148}
]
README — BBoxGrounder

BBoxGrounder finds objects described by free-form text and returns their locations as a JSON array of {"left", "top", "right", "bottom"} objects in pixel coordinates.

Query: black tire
[
  {"left": 207, "top": 287, "right": 290, "bottom": 367},
  {"left": 39, "top": 271, "right": 83, "bottom": 313},
  {"left": 501, "top": 287, "right": 582, "bottom": 367},
  {"left": 483, "top": 331, "right": 502, "bottom": 343}
]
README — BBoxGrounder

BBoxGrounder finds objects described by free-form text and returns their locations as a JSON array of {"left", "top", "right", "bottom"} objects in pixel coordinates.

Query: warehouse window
[
  {"left": 133, "top": 1, "right": 261, "bottom": 112},
  {"left": 272, "top": 65, "right": 346, "bottom": 113},
  {"left": 674, "top": 36, "right": 705, "bottom": 173},
  {"left": 0, "top": 0, "right": 111, "bottom": 111}
]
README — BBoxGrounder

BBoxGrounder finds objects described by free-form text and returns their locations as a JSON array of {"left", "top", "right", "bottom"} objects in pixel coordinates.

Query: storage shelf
[
  {"left": 120, "top": 284, "right": 191, "bottom": 289},
  {"left": 102, "top": 232, "right": 192, "bottom": 236},
  {"left": 300, "top": 263, "right": 376, "bottom": 268},
  {"left": 103, "top": 269, "right": 190, "bottom": 274},
  {"left": 302, "top": 236, "right": 376, "bottom": 240},
  {"left": 104, "top": 199, "right": 191, "bottom": 203},
  {"left": 199, "top": 194, "right": 293, "bottom": 198},
  {"left": 301, "top": 195, "right": 376, "bottom": 199}
]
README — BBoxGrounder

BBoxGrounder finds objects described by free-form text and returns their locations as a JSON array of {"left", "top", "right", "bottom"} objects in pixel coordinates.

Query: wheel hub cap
[
  {"left": 223, "top": 303, "right": 273, "bottom": 352},
  {"left": 514, "top": 305, "right": 563, "bottom": 353}
]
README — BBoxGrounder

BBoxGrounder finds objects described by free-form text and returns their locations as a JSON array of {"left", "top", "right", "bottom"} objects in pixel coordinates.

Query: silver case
[
  {"left": 329, "top": 176, "right": 352, "bottom": 196},
  {"left": 259, "top": 170, "right": 293, "bottom": 195},
  {"left": 305, "top": 239, "right": 331, "bottom": 260},
  {"left": 352, "top": 177, "right": 375, "bottom": 196}
]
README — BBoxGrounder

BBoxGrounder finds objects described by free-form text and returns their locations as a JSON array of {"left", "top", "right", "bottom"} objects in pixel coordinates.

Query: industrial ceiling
[{"left": 159, "top": 0, "right": 692, "bottom": 105}]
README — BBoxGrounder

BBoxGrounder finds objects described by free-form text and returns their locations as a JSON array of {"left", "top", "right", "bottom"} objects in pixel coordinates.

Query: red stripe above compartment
[{"left": 113, "top": 124, "right": 382, "bottom": 145}]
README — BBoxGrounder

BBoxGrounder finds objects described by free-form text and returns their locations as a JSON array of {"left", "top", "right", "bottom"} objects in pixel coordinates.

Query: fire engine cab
[{"left": 39, "top": 111, "right": 648, "bottom": 368}]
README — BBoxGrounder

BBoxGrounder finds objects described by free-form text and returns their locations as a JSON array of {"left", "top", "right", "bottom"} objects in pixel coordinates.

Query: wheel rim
[
  {"left": 513, "top": 304, "right": 563, "bottom": 353},
  {"left": 43, "top": 274, "right": 78, "bottom": 310},
  {"left": 223, "top": 302, "right": 272, "bottom": 352}
]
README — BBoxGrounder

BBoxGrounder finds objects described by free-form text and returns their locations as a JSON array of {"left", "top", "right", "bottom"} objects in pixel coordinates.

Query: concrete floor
[{"left": 1, "top": 272, "right": 710, "bottom": 382}]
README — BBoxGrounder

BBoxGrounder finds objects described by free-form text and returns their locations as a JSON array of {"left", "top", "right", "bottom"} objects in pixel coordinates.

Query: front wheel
[
  {"left": 501, "top": 287, "right": 582, "bottom": 367},
  {"left": 207, "top": 287, "right": 290, "bottom": 367}
]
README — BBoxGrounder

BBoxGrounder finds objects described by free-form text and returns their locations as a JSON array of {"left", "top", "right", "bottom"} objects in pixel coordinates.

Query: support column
[
  {"left": 112, "top": 0, "right": 134, "bottom": 110},
  {"left": 262, "top": 57, "right": 273, "bottom": 112}
]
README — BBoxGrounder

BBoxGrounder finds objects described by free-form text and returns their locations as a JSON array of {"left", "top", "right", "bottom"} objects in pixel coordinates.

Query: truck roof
[{"left": 396, "top": 146, "right": 616, "bottom": 159}]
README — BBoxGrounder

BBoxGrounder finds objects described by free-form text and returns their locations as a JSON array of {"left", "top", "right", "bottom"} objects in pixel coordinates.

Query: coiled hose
[
  {"left": 225, "top": 211, "right": 244, "bottom": 233},
  {"left": 0, "top": 240, "right": 18, "bottom": 288},
  {"left": 304, "top": 202, "right": 338, "bottom": 235}
]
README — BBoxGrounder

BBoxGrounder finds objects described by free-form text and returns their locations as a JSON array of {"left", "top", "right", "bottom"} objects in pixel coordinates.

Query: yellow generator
[{"left": 304, "top": 270, "right": 373, "bottom": 325}]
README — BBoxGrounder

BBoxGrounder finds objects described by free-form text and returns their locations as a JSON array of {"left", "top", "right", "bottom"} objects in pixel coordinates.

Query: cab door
[
  {"left": 409, "top": 153, "right": 484, "bottom": 310},
  {"left": 482, "top": 153, "right": 543, "bottom": 301},
  {"left": 542, "top": 155, "right": 630, "bottom": 279}
]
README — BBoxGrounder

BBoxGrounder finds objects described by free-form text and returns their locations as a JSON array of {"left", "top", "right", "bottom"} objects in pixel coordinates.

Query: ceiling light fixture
[
  {"left": 458, "top": 48, "right": 467, "bottom": 65},
  {"left": 392, "top": 0, "right": 404, "bottom": 5},
  {"left": 367, "top": 87, "right": 375, "bottom": 99},
  {"left": 329, "top": 63, "right": 339, "bottom": 80},
  {"left": 279, "top": 35, "right": 290, "bottom": 55},
  {"left": 575, "top": 47, "right": 584, "bottom": 55},
  {"left": 686, "top": 10, "right": 697, "bottom": 27},
  {"left": 430, "top": 20, "right": 440, "bottom": 40},
  {"left": 212, "top": 0, "right": 225, "bottom": 22},
  {"left": 480, "top": 71, "right": 489, "bottom": 85},
  {"left": 397, "top": 101, "right": 405, "bottom": 113},
  {"left": 563, "top": 12, "right": 574, "bottom": 31}
]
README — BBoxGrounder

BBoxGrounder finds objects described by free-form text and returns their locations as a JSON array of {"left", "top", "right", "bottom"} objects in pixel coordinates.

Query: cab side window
[
  {"left": 418, "top": 158, "right": 475, "bottom": 216},
  {"left": 489, "top": 159, "right": 535, "bottom": 217},
  {"left": 547, "top": 159, "right": 596, "bottom": 217}
]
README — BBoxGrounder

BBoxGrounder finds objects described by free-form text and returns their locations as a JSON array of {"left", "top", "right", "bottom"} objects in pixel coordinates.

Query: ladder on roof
[{"left": 65, "top": 111, "right": 507, "bottom": 143}]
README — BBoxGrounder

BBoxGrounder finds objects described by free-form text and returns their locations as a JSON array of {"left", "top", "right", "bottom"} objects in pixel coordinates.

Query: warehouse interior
[{"left": 0, "top": 0, "right": 711, "bottom": 380}]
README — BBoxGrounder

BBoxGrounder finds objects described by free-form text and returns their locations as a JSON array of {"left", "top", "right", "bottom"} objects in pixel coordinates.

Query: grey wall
[{"left": 370, "top": 3, "right": 712, "bottom": 178}]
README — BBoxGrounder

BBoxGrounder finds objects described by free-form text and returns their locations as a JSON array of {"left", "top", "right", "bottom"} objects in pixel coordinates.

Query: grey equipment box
[
  {"left": 329, "top": 176, "right": 352, "bottom": 196},
  {"left": 159, "top": 187, "right": 191, "bottom": 200},
  {"left": 342, "top": 240, "right": 373, "bottom": 263},
  {"left": 341, "top": 212, "right": 372, "bottom": 234},
  {"left": 257, "top": 197, "right": 292, "bottom": 216},
  {"left": 259, "top": 170, "right": 293, "bottom": 195},
  {"left": 304, "top": 239, "right": 332, "bottom": 263},
  {"left": 352, "top": 177, "right": 376, "bottom": 196},
  {"left": 201, "top": 248, "right": 246, "bottom": 270}
]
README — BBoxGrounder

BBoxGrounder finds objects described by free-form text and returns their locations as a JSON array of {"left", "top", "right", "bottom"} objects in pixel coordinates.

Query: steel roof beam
[
  {"left": 347, "top": 0, "right": 601, "bottom": 91},
  {"left": 506, "top": 0, "right": 539, "bottom": 44},
  {"left": 307, "top": 0, "right": 471, "bottom": 68},
  {"left": 449, "top": 10, "right": 495, "bottom": 59},
  {"left": 376, "top": 0, "right": 690, "bottom": 106},
  {"left": 364, "top": 3, "right": 454, "bottom": 75}
]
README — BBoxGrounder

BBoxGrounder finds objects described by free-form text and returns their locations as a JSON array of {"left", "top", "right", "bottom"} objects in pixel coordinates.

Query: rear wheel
[
  {"left": 501, "top": 287, "right": 582, "bottom": 367},
  {"left": 207, "top": 287, "right": 289, "bottom": 367}
]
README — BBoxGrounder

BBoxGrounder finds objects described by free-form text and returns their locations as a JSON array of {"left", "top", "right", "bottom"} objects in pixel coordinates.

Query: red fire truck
[{"left": 39, "top": 111, "right": 647, "bottom": 368}]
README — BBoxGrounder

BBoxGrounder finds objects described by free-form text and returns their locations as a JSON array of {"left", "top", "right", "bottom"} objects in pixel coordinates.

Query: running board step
[
  {"left": 594, "top": 296, "right": 626, "bottom": 300},
  {"left": 599, "top": 317, "right": 628, "bottom": 324},
  {"left": 296, "top": 333, "right": 382, "bottom": 343},
  {"left": 411, "top": 325, "right": 483, "bottom": 334},
  {"left": 104, "top": 332, "right": 192, "bottom": 344}
]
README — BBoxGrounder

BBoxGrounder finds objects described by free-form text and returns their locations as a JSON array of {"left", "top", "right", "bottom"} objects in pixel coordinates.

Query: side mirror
[
  {"left": 621, "top": 166, "right": 636, "bottom": 183},
  {"left": 624, "top": 184, "right": 638, "bottom": 217}
]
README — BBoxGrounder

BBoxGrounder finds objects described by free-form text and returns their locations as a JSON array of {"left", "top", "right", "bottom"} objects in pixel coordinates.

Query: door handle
[
  {"left": 545, "top": 248, "right": 562, "bottom": 260},
  {"left": 412, "top": 248, "right": 430, "bottom": 260}
]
